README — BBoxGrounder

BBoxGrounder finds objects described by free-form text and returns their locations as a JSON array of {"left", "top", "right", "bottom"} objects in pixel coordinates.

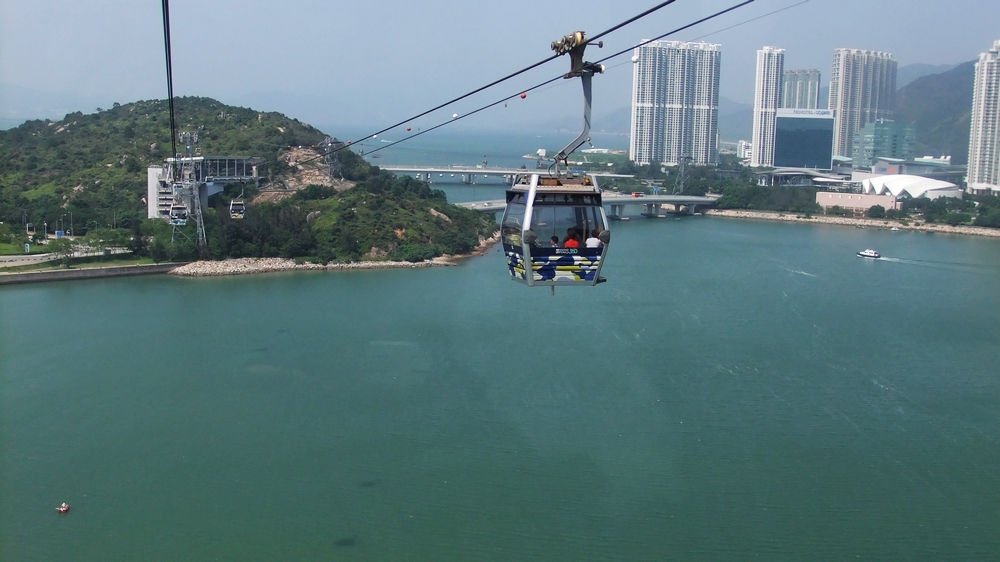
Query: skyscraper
[
  {"left": 782, "top": 69, "right": 820, "bottom": 109},
  {"left": 630, "top": 40, "right": 721, "bottom": 166},
  {"left": 968, "top": 40, "right": 1000, "bottom": 193},
  {"left": 828, "top": 49, "right": 897, "bottom": 158},
  {"left": 750, "top": 46, "right": 784, "bottom": 167}
]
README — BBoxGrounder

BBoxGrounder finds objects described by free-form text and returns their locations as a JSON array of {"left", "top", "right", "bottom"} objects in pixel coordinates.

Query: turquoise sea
[{"left": 2, "top": 215, "right": 999, "bottom": 561}]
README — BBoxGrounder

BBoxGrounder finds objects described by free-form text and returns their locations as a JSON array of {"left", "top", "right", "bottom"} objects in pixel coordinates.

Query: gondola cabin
[
  {"left": 169, "top": 204, "right": 188, "bottom": 226},
  {"left": 229, "top": 199, "right": 246, "bottom": 220},
  {"left": 501, "top": 173, "right": 610, "bottom": 287}
]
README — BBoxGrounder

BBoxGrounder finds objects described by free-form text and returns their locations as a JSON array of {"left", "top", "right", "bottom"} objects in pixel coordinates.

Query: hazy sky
[{"left": 2, "top": 0, "right": 997, "bottom": 134}]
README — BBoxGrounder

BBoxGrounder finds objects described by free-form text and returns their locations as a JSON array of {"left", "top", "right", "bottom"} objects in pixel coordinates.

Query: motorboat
[
  {"left": 56, "top": 503, "right": 70, "bottom": 514},
  {"left": 857, "top": 249, "right": 880, "bottom": 259},
  {"left": 891, "top": 227, "right": 900, "bottom": 231}
]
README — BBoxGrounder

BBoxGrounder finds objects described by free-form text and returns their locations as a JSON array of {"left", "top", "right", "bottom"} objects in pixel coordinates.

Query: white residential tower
[
  {"left": 750, "top": 46, "right": 784, "bottom": 167},
  {"left": 630, "top": 40, "right": 721, "bottom": 166},
  {"left": 782, "top": 69, "right": 820, "bottom": 110},
  {"left": 828, "top": 49, "right": 897, "bottom": 158},
  {"left": 968, "top": 40, "right": 1000, "bottom": 193}
]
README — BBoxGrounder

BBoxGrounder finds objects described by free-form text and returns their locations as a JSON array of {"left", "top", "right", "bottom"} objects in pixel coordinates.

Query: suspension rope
[
  {"left": 161, "top": 0, "right": 178, "bottom": 177},
  {"left": 335, "top": 0, "right": 761, "bottom": 162}
]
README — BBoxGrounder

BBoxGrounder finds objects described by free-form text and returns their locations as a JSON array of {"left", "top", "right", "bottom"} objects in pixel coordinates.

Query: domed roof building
[{"left": 861, "top": 175, "right": 963, "bottom": 200}]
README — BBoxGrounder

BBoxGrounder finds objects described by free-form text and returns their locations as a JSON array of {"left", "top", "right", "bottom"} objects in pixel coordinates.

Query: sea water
[{"left": 2, "top": 217, "right": 998, "bottom": 561}]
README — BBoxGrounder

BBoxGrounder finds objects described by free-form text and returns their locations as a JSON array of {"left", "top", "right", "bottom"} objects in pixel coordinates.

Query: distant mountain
[
  {"left": 594, "top": 106, "right": 631, "bottom": 135},
  {"left": 896, "top": 63, "right": 961, "bottom": 90},
  {"left": 0, "top": 82, "right": 112, "bottom": 129},
  {"left": 719, "top": 96, "right": 751, "bottom": 116},
  {"left": 718, "top": 96, "right": 752, "bottom": 142},
  {"left": 894, "top": 60, "right": 975, "bottom": 164}
]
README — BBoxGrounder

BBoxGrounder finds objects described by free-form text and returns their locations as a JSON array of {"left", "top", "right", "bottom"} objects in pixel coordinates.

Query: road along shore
[{"left": 705, "top": 210, "right": 1000, "bottom": 238}]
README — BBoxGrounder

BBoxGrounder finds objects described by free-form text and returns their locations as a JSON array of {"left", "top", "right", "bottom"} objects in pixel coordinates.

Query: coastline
[
  {"left": 705, "top": 209, "right": 1000, "bottom": 238},
  {"left": 170, "top": 231, "right": 502, "bottom": 277},
  {"left": 169, "top": 257, "right": 453, "bottom": 277}
]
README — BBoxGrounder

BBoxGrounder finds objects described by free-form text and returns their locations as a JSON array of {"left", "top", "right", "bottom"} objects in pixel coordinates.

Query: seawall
[{"left": 0, "top": 263, "right": 187, "bottom": 286}]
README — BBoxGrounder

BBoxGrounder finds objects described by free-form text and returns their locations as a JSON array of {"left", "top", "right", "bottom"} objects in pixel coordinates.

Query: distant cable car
[
  {"left": 501, "top": 30, "right": 609, "bottom": 289},
  {"left": 169, "top": 204, "right": 188, "bottom": 226},
  {"left": 229, "top": 182, "right": 246, "bottom": 220},
  {"left": 229, "top": 199, "right": 245, "bottom": 220}
]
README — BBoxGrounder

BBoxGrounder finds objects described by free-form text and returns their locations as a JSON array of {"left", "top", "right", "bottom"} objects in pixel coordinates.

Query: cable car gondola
[
  {"left": 500, "top": 30, "right": 610, "bottom": 288},
  {"left": 229, "top": 199, "right": 245, "bottom": 220},
  {"left": 169, "top": 203, "right": 188, "bottom": 226},
  {"left": 229, "top": 183, "right": 246, "bottom": 220}
]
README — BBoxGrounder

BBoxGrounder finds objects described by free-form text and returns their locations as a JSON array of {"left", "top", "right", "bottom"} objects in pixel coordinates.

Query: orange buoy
[
  {"left": 406, "top": 127, "right": 411, "bottom": 131},
  {"left": 520, "top": 92, "right": 527, "bottom": 99}
]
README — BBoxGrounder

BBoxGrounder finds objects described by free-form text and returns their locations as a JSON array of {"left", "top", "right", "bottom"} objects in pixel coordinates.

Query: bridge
[
  {"left": 381, "top": 165, "right": 633, "bottom": 184},
  {"left": 456, "top": 192, "right": 719, "bottom": 217}
]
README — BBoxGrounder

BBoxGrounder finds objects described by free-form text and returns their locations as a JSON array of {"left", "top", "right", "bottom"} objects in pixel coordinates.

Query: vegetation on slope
[
  {"left": 0, "top": 96, "right": 327, "bottom": 232},
  {"left": 0, "top": 97, "right": 496, "bottom": 262},
  {"left": 152, "top": 170, "right": 496, "bottom": 263},
  {"left": 894, "top": 61, "right": 976, "bottom": 164}
]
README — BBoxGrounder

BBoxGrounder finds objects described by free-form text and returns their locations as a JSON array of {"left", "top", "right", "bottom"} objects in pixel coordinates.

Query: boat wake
[
  {"left": 877, "top": 256, "right": 1000, "bottom": 273},
  {"left": 783, "top": 267, "right": 816, "bottom": 277}
]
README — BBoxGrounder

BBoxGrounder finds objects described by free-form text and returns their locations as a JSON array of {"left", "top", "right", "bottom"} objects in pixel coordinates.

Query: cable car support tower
[{"left": 167, "top": 131, "right": 208, "bottom": 251}]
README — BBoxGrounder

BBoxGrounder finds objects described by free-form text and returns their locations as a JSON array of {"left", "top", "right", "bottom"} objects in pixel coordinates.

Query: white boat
[
  {"left": 857, "top": 249, "right": 880, "bottom": 259},
  {"left": 891, "top": 227, "right": 900, "bottom": 231}
]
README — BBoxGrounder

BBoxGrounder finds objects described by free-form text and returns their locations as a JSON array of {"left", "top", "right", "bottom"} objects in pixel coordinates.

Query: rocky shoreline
[
  {"left": 170, "top": 231, "right": 502, "bottom": 278},
  {"left": 169, "top": 257, "right": 453, "bottom": 277},
  {"left": 705, "top": 209, "right": 1000, "bottom": 238}
]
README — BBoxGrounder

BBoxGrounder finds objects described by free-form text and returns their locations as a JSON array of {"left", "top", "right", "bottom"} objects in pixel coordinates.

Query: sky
[{"left": 1, "top": 0, "right": 998, "bottom": 136}]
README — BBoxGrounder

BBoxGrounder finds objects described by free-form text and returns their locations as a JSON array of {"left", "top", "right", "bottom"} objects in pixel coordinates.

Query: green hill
[
  {"left": 0, "top": 97, "right": 496, "bottom": 263},
  {"left": 894, "top": 60, "right": 975, "bottom": 164},
  {"left": 0, "top": 96, "right": 327, "bottom": 229}
]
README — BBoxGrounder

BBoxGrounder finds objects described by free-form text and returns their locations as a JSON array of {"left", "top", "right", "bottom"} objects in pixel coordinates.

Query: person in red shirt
[{"left": 563, "top": 230, "right": 580, "bottom": 248}]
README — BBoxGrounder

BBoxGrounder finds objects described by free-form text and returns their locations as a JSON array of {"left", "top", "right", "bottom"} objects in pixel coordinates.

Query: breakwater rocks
[
  {"left": 706, "top": 210, "right": 1000, "bottom": 238},
  {"left": 169, "top": 257, "right": 453, "bottom": 277}
]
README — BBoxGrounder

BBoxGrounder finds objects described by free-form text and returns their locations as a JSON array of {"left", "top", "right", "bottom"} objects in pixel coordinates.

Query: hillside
[
  {"left": 0, "top": 97, "right": 327, "bottom": 229},
  {"left": 896, "top": 62, "right": 961, "bottom": 89},
  {"left": 894, "top": 60, "right": 975, "bottom": 164},
  {"left": 0, "top": 97, "right": 496, "bottom": 263}
]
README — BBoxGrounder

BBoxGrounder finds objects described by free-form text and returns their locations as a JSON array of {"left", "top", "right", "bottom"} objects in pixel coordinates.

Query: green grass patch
[
  {"left": 20, "top": 182, "right": 60, "bottom": 201},
  {"left": 0, "top": 242, "right": 53, "bottom": 255},
  {"left": 0, "top": 253, "right": 152, "bottom": 273}
]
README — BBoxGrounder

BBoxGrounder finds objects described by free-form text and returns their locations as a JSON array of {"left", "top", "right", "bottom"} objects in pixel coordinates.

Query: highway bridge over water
[
  {"left": 382, "top": 165, "right": 718, "bottom": 217},
  {"left": 455, "top": 193, "right": 720, "bottom": 218},
  {"left": 381, "top": 165, "right": 633, "bottom": 184}
]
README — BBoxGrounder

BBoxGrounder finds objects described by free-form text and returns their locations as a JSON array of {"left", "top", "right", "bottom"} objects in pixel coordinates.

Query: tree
[
  {"left": 866, "top": 205, "right": 886, "bottom": 219},
  {"left": 149, "top": 237, "right": 167, "bottom": 263},
  {"left": 47, "top": 237, "right": 75, "bottom": 266},
  {"left": 944, "top": 212, "right": 971, "bottom": 226}
]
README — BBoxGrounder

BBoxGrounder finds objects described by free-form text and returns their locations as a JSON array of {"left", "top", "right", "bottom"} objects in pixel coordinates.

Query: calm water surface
[{"left": 2, "top": 218, "right": 998, "bottom": 561}]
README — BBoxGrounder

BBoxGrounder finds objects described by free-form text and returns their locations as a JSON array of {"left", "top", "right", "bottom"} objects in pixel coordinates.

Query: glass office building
[{"left": 773, "top": 109, "right": 834, "bottom": 169}]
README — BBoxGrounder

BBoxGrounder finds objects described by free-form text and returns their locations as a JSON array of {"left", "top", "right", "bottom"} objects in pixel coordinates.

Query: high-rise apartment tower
[
  {"left": 828, "top": 49, "right": 897, "bottom": 158},
  {"left": 782, "top": 69, "right": 820, "bottom": 109},
  {"left": 750, "top": 46, "right": 784, "bottom": 167},
  {"left": 968, "top": 40, "right": 1000, "bottom": 193},
  {"left": 630, "top": 40, "right": 721, "bottom": 166}
]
